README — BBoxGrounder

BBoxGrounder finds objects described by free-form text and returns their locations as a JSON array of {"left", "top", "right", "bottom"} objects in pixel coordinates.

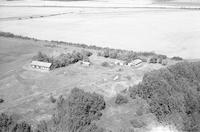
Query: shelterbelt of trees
[
  {"left": 130, "top": 61, "right": 200, "bottom": 132},
  {"left": 33, "top": 50, "right": 92, "bottom": 69},
  {"left": 1, "top": 32, "right": 181, "bottom": 63}
]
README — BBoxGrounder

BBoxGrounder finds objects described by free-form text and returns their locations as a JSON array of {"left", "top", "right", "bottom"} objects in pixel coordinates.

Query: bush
[
  {"left": 35, "top": 121, "right": 50, "bottom": 132},
  {"left": 52, "top": 88, "right": 106, "bottom": 132},
  {"left": 171, "top": 56, "right": 183, "bottom": 61},
  {"left": 80, "top": 49, "right": 93, "bottom": 57},
  {"left": 0, "top": 113, "right": 33, "bottom": 132},
  {"left": 12, "top": 121, "right": 32, "bottom": 132},
  {"left": 101, "top": 62, "right": 110, "bottom": 67},
  {"left": 158, "top": 55, "right": 167, "bottom": 59},
  {"left": 115, "top": 94, "right": 128, "bottom": 105},
  {"left": 130, "top": 119, "right": 146, "bottom": 128},
  {"left": 125, "top": 76, "right": 132, "bottom": 81},
  {"left": 129, "top": 86, "right": 138, "bottom": 99},
  {"left": 49, "top": 94, "right": 56, "bottom": 103},
  {"left": 0, "top": 98, "right": 4, "bottom": 103},
  {"left": 135, "top": 61, "right": 200, "bottom": 131}
]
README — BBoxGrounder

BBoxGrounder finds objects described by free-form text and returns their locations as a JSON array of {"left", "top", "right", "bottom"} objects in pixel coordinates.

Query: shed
[
  {"left": 31, "top": 61, "right": 52, "bottom": 71},
  {"left": 80, "top": 61, "right": 91, "bottom": 67},
  {"left": 128, "top": 59, "right": 143, "bottom": 67}
]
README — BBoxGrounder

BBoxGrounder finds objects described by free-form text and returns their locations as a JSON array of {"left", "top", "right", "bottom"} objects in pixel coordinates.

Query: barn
[{"left": 31, "top": 61, "right": 52, "bottom": 71}]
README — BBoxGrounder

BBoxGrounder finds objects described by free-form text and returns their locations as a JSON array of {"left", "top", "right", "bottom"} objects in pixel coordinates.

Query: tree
[
  {"left": 0, "top": 113, "right": 33, "bottom": 132},
  {"left": 132, "top": 62, "right": 200, "bottom": 131},
  {"left": 52, "top": 88, "right": 106, "bottom": 132}
]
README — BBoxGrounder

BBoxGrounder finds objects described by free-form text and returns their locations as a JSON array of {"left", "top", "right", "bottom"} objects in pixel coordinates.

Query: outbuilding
[
  {"left": 80, "top": 61, "right": 91, "bottom": 67},
  {"left": 128, "top": 59, "right": 143, "bottom": 67},
  {"left": 31, "top": 61, "right": 52, "bottom": 71}
]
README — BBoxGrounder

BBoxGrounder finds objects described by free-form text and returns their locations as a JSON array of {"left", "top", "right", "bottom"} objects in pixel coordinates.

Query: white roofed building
[
  {"left": 31, "top": 61, "right": 52, "bottom": 71},
  {"left": 80, "top": 61, "right": 91, "bottom": 67},
  {"left": 128, "top": 59, "right": 143, "bottom": 67}
]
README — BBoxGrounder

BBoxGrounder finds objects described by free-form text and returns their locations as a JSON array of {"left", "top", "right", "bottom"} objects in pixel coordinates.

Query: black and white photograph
[{"left": 0, "top": 0, "right": 200, "bottom": 131}]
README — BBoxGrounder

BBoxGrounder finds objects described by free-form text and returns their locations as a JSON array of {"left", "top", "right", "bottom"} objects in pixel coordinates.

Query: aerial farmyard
[{"left": 0, "top": 0, "right": 200, "bottom": 132}]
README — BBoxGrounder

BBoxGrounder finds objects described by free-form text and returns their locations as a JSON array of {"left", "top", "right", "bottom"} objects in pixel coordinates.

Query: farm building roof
[
  {"left": 131, "top": 59, "right": 142, "bottom": 65},
  {"left": 31, "top": 61, "right": 52, "bottom": 68}
]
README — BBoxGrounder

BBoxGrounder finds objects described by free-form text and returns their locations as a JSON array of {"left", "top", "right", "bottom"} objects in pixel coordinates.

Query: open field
[{"left": 0, "top": 4, "right": 200, "bottom": 59}]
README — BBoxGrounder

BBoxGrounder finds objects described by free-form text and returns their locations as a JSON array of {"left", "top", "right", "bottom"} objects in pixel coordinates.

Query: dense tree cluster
[
  {"left": 0, "top": 113, "right": 32, "bottom": 132},
  {"left": 33, "top": 50, "right": 92, "bottom": 69},
  {"left": 0, "top": 98, "right": 4, "bottom": 103},
  {"left": 1, "top": 32, "right": 170, "bottom": 64},
  {"left": 130, "top": 61, "right": 200, "bottom": 131},
  {"left": 97, "top": 49, "right": 166, "bottom": 63},
  {"left": 101, "top": 62, "right": 110, "bottom": 67},
  {"left": 50, "top": 88, "right": 106, "bottom": 132},
  {"left": 171, "top": 56, "right": 183, "bottom": 61},
  {"left": 115, "top": 94, "right": 128, "bottom": 105}
]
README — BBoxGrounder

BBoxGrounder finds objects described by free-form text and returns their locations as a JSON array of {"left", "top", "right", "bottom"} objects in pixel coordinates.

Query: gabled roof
[
  {"left": 31, "top": 61, "right": 52, "bottom": 68},
  {"left": 129, "top": 59, "right": 142, "bottom": 65}
]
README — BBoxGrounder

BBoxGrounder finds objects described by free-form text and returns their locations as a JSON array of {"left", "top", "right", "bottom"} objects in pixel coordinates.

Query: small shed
[
  {"left": 80, "top": 61, "right": 91, "bottom": 67},
  {"left": 31, "top": 61, "right": 52, "bottom": 71},
  {"left": 128, "top": 59, "right": 143, "bottom": 67}
]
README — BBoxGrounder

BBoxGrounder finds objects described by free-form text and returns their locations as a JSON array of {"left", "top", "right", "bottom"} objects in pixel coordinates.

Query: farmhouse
[
  {"left": 148, "top": 57, "right": 158, "bottom": 63},
  {"left": 128, "top": 59, "right": 143, "bottom": 67},
  {"left": 31, "top": 61, "right": 52, "bottom": 71}
]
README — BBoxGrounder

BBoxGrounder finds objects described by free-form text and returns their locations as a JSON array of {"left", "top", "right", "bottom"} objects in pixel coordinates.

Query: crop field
[{"left": 0, "top": 0, "right": 200, "bottom": 59}]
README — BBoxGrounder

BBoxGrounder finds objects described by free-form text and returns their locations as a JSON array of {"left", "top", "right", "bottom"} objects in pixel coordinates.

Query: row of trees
[
  {"left": 2, "top": 32, "right": 184, "bottom": 63},
  {"left": 33, "top": 50, "right": 92, "bottom": 69},
  {"left": 129, "top": 61, "right": 200, "bottom": 132},
  {"left": 97, "top": 49, "right": 167, "bottom": 63},
  {"left": 0, "top": 88, "right": 106, "bottom": 132}
]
